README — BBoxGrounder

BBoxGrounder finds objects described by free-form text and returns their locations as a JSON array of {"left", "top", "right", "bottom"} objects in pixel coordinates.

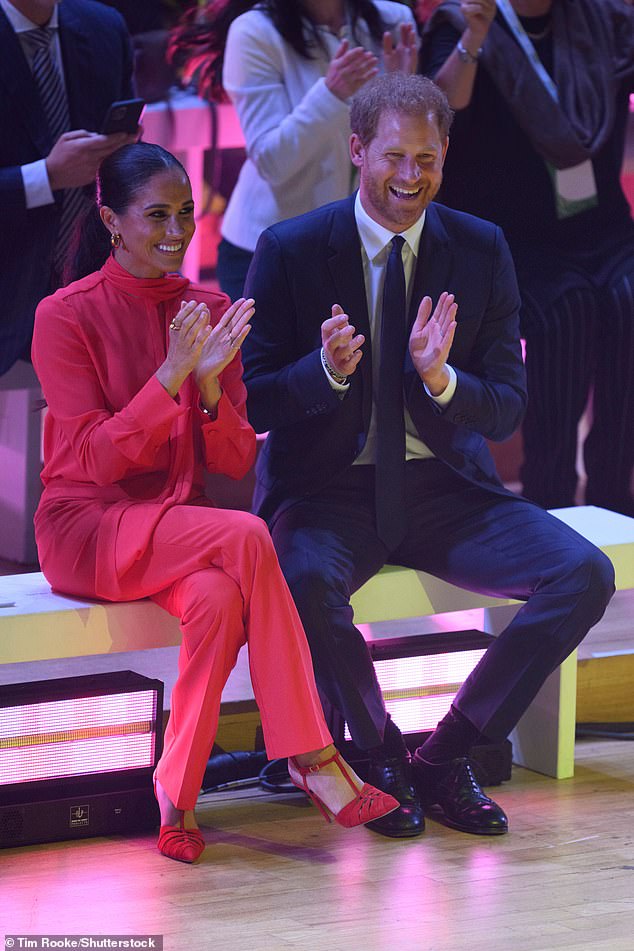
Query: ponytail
[{"left": 63, "top": 201, "right": 111, "bottom": 285}]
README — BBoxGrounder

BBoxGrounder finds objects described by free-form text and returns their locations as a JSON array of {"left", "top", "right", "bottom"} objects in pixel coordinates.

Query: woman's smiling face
[{"left": 102, "top": 168, "right": 195, "bottom": 278}]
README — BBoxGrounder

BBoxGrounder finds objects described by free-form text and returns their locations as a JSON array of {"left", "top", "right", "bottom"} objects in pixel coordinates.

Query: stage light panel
[
  {"left": 0, "top": 671, "right": 164, "bottom": 846},
  {"left": 344, "top": 630, "right": 493, "bottom": 740},
  {"left": 0, "top": 689, "right": 158, "bottom": 785}
]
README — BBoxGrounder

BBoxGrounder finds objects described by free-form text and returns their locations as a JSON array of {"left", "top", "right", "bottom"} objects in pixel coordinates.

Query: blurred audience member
[
  {"left": 421, "top": 0, "right": 634, "bottom": 515},
  {"left": 91, "top": 0, "right": 162, "bottom": 34},
  {"left": 415, "top": 0, "right": 442, "bottom": 22},
  {"left": 0, "top": 0, "right": 136, "bottom": 376},
  {"left": 170, "top": 0, "right": 419, "bottom": 301},
  {"left": 94, "top": 0, "right": 186, "bottom": 34}
]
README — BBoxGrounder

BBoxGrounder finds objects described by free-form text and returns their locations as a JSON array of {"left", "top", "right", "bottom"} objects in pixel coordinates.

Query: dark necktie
[
  {"left": 375, "top": 235, "right": 407, "bottom": 550},
  {"left": 24, "top": 27, "right": 87, "bottom": 279}
]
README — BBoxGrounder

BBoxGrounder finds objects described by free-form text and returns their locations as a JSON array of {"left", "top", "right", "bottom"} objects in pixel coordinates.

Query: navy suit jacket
[
  {"left": 0, "top": 0, "right": 133, "bottom": 375},
  {"left": 242, "top": 194, "right": 528, "bottom": 524}
]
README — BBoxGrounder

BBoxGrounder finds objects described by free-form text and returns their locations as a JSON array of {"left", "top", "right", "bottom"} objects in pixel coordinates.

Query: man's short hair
[{"left": 350, "top": 73, "right": 454, "bottom": 144}]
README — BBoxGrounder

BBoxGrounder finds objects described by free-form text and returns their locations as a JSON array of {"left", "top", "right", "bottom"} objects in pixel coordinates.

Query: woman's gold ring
[{"left": 169, "top": 321, "right": 179, "bottom": 331}]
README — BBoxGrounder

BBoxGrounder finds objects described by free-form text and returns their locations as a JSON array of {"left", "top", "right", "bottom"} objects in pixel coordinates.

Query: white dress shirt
[
  {"left": 1, "top": 0, "right": 64, "bottom": 209},
  {"left": 350, "top": 191, "right": 457, "bottom": 464}
]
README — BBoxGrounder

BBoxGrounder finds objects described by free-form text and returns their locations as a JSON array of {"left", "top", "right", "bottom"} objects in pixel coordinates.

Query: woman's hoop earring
[{"left": 110, "top": 232, "right": 122, "bottom": 249}]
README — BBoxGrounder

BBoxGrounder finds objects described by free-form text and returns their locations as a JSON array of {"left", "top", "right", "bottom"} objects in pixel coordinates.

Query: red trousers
[{"left": 120, "top": 506, "right": 331, "bottom": 810}]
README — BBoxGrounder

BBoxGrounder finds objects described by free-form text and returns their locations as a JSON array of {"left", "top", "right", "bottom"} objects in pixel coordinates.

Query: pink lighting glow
[
  {"left": 345, "top": 647, "right": 486, "bottom": 738},
  {"left": 0, "top": 690, "right": 158, "bottom": 786}
]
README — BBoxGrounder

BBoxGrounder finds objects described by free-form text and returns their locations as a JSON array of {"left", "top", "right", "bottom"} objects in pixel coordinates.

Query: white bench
[{"left": 2, "top": 506, "right": 633, "bottom": 780}]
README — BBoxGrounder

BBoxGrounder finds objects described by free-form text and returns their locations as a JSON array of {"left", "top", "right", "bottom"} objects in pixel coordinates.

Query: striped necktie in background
[{"left": 23, "top": 27, "right": 88, "bottom": 281}]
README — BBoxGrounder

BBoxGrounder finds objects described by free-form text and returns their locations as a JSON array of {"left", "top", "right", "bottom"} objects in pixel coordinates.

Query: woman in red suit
[{"left": 31, "top": 142, "right": 397, "bottom": 864}]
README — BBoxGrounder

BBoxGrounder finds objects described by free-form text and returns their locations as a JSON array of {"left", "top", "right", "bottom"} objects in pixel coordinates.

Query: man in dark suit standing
[
  {"left": 0, "top": 0, "right": 136, "bottom": 375},
  {"left": 242, "top": 73, "right": 615, "bottom": 838}
]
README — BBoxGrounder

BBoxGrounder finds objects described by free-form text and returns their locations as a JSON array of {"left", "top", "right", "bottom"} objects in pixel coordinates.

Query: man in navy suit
[
  {"left": 242, "top": 74, "right": 614, "bottom": 838},
  {"left": 0, "top": 0, "right": 136, "bottom": 376}
]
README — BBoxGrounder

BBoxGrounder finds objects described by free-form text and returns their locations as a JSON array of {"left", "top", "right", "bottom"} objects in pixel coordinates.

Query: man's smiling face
[{"left": 351, "top": 109, "right": 448, "bottom": 233}]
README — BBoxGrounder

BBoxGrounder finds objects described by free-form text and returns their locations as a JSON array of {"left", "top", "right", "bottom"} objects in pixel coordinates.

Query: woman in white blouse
[{"left": 171, "top": 0, "right": 419, "bottom": 299}]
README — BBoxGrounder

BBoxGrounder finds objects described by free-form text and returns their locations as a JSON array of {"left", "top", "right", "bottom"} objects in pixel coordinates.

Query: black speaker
[{"left": 0, "top": 670, "right": 163, "bottom": 847}]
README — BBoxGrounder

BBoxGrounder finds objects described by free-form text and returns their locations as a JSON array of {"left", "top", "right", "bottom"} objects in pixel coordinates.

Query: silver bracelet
[
  {"left": 456, "top": 39, "right": 481, "bottom": 64},
  {"left": 320, "top": 347, "right": 349, "bottom": 385}
]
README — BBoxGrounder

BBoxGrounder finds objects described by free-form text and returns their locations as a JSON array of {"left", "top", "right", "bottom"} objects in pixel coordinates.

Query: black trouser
[{"left": 270, "top": 461, "right": 614, "bottom": 749}]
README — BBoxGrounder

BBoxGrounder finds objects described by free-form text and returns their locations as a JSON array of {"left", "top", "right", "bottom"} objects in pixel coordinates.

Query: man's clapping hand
[
  {"left": 408, "top": 291, "right": 457, "bottom": 395},
  {"left": 321, "top": 304, "right": 365, "bottom": 379}
]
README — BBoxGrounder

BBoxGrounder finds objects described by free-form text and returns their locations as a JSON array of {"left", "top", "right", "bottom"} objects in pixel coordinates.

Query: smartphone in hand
[{"left": 100, "top": 98, "right": 145, "bottom": 135}]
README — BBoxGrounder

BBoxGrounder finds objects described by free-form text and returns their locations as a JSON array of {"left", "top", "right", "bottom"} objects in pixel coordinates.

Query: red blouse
[{"left": 32, "top": 256, "right": 256, "bottom": 599}]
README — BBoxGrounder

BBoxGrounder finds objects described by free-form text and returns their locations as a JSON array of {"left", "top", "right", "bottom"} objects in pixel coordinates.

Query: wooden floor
[{"left": 1, "top": 737, "right": 633, "bottom": 951}]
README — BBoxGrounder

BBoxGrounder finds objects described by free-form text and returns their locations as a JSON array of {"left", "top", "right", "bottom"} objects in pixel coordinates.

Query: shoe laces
[
  {"left": 452, "top": 758, "right": 487, "bottom": 801},
  {"left": 375, "top": 756, "right": 414, "bottom": 794}
]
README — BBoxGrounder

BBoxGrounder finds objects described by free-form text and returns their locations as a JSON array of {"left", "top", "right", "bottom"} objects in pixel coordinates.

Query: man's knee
[
  {"left": 586, "top": 547, "right": 616, "bottom": 613},
  {"left": 285, "top": 561, "right": 346, "bottom": 612},
  {"left": 562, "top": 544, "right": 615, "bottom": 619}
]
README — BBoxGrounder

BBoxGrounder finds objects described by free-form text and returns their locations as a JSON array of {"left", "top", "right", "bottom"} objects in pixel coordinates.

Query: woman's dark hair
[
  {"left": 168, "top": 0, "right": 388, "bottom": 102},
  {"left": 64, "top": 142, "right": 187, "bottom": 285}
]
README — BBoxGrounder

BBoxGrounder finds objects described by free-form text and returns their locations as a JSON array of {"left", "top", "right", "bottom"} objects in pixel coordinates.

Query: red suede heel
[
  {"left": 154, "top": 774, "right": 205, "bottom": 863},
  {"left": 157, "top": 818, "right": 205, "bottom": 864},
  {"left": 288, "top": 751, "right": 399, "bottom": 828}
]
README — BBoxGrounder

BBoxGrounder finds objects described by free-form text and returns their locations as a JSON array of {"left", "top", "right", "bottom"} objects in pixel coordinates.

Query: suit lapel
[
  {"left": 326, "top": 195, "right": 370, "bottom": 336},
  {"left": 408, "top": 203, "right": 453, "bottom": 328},
  {"left": 326, "top": 195, "right": 373, "bottom": 429},
  {"left": 405, "top": 202, "right": 453, "bottom": 375},
  {"left": 0, "top": 8, "right": 53, "bottom": 155}
]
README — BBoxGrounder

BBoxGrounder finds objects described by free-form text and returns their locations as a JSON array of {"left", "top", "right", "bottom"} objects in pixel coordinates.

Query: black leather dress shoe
[
  {"left": 364, "top": 754, "right": 425, "bottom": 837},
  {"left": 412, "top": 755, "right": 508, "bottom": 835}
]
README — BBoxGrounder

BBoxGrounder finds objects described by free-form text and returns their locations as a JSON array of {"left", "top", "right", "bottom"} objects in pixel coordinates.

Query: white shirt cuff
[
  {"left": 21, "top": 159, "right": 55, "bottom": 209},
  {"left": 424, "top": 364, "right": 457, "bottom": 405}
]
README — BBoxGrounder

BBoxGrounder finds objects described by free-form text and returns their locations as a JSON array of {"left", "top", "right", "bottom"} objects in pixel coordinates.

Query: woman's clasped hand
[{"left": 158, "top": 297, "right": 255, "bottom": 400}]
